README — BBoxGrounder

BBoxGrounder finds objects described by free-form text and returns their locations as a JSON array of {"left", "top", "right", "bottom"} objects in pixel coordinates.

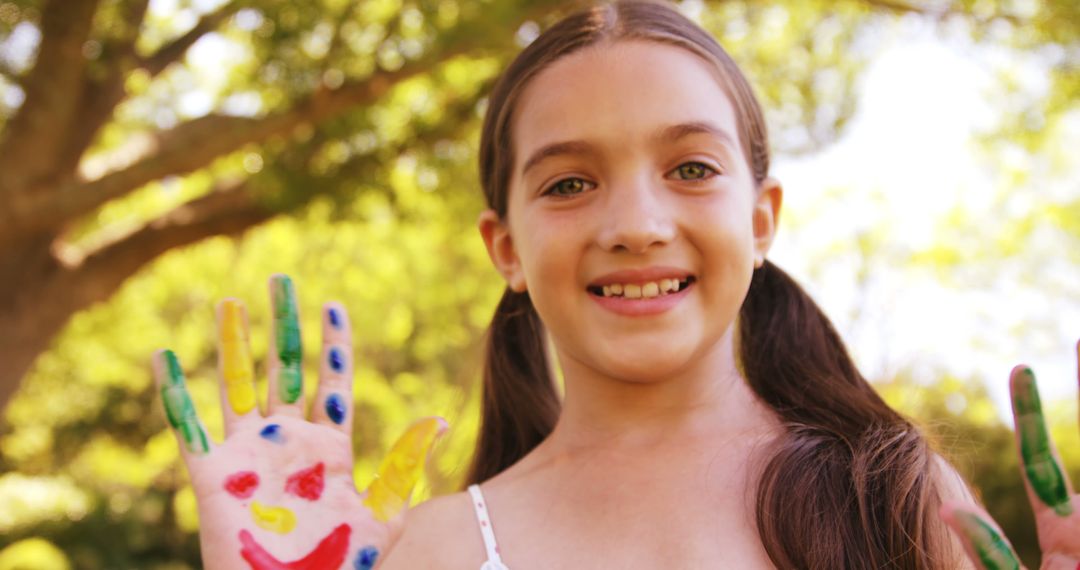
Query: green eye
[
  {"left": 543, "top": 177, "right": 593, "bottom": 197},
  {"left": 673, "top": 161, "right": 719, "bottom": 181}
]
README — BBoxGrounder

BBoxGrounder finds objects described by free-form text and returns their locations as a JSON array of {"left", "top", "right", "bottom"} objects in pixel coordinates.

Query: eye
[
  {"left": 225, "top": 471, "right": 260, "bottom": 499},
  {"left": 285, "top": 462, "right": 325, "bottom": 501},
  {"left": 670, "top": 161, "right": 720, "bottom": 182},
  {"left": 541, "top": 177, "right": 595, "bottom": 199}
]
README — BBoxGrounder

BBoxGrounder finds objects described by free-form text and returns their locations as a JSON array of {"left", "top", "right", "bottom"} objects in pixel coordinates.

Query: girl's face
[{"left": 480, "top": 40, "right": 781, "bottom": 383}]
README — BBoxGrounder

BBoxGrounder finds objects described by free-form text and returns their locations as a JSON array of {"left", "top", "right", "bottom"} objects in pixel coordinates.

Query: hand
[
  {"left": 941, "top": 340, "right": 1080, "bottom": 569},
  {"left": 153, "top": 274, "right": 447, "bottom": 570}
]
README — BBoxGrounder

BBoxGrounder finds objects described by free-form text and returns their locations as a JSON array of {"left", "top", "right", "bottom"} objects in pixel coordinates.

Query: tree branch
[
  {"left": 140, "top": 1, "right": 243, "bottom": 77},
  {"left": 52, "top": 0, "right": 151, "bottom": 177},
  {"left": 9, "top": 54, "right": 447, "bottom": 247},
  {"left": 73, "top": 180, "right": 273, "bottom": 301},
  {"left": 0, "top": 0, "right": 101, "bottom": 197}
]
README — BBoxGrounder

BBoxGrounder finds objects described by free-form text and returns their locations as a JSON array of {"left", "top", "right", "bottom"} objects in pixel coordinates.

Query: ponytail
[
  {"left": 741, "top": 260, "right": 946, "bottom": 569},
  {"left": 465, "top": 288, "right": 560, "bottom": 485}
]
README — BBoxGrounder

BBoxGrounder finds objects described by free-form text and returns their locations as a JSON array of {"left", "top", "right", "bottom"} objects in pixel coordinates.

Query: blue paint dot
[
  {"left": 260, "top": 424, "right": 284, "bottom": 444},
  {"left": 328, "top": 347, "right": 345, "bottom": 373},
  {"left": 325, "top": 393, "right": 346, "bottom": 425},
  {"left": 353, "top": 546, "right": 379, "bottom": 570},
  {"left": 328, "top": 307, "right": 342, "bottom": 329}
]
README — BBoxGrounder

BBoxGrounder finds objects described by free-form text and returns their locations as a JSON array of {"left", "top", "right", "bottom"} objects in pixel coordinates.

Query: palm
[
  {"left": 942, "top": 342, "right": 1080, "bottom": 570},
  {"left": 154, "top": 275, "right": 445, "bottom": 570}
]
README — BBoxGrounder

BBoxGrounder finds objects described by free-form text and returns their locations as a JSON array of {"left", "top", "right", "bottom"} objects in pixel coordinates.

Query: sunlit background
[{"left": 0, "top": 0, "right": 1076, "bottom": 567}]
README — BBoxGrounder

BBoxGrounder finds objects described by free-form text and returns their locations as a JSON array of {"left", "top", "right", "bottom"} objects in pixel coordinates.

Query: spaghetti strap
[{"left": 467, "top": 484, "right": 510, "bottom": 570}]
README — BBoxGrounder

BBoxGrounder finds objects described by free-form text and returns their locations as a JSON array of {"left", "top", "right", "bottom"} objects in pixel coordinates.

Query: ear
[
  {"left": 477, "top": 209, "right": 527, "bottom": 292},
  {"left": 751, "top": 177, "right": 783, "bottom": 268}
]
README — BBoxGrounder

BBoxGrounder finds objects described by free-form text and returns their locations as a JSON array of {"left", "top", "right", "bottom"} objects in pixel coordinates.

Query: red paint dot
[
  {"left": 286, "top": 462, "right": 325, "bottom": 500},
  {"left": 225, "top": 471, "right": 259, "bottom": 499}
]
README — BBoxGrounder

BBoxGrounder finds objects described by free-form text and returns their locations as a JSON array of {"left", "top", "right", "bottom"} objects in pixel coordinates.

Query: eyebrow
[{"left": 520, "top": 120, "right": 737, "bottom": 177}]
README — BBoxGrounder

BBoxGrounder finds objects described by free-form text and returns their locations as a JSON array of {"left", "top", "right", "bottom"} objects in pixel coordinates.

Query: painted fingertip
[
  {"left": 158, "top": 350, "right": 210, "bottom": 455},
  {"left": 325, "top": 393, "right": 347, "bottom": 425},
  {"left": 326, "top": 303, "right": 346, "bottom": 331},
  {"left": 271, "top": 274, "right": 302, "bottom": 404},
  {"left": 1010, "top": 365, "right": 1073, "bottom": 515},
  {"left": 218, "top": 298, "right": 257, "bottom": 415},
  {"left": 951, "top": 510, "right": 1021, "bottom": 570},
  {"left": 363, "top": 417, "right": 449, "bottom": 522}
]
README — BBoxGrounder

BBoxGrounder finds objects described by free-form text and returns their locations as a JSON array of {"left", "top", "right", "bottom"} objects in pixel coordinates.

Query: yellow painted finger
[
  {"left": 363, "top": 416, "right": 449, "bottom": 522},
  {"left": 218, "top": 299, "right": 257, "bottom": 417}
]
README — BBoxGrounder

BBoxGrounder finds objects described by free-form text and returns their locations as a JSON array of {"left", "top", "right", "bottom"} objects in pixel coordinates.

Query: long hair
[{"left": 467, "top": 1, "right": 953, "bottom": 567}]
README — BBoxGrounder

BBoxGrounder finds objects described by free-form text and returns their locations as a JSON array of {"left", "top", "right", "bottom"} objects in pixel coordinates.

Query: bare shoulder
[{"left": 378, "top": 490, "right": 482, "bottom": 570}]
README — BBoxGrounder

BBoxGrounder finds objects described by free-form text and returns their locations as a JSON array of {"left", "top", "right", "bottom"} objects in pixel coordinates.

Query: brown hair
[{"left": 468, "top": 1, "right": 953, "bottom": 567}]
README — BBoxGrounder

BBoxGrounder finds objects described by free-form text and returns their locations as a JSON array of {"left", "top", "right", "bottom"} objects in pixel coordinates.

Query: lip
[
  {"left": 587, "top": 266, "right": 694, "bottom": 288},
  {"left": 588, "top": 279, "right": 693, "bottom": 316}
]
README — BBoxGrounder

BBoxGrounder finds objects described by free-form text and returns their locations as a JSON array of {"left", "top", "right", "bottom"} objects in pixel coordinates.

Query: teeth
[{"left": 596, "top": 278, "right": 691, "bottom": 298}]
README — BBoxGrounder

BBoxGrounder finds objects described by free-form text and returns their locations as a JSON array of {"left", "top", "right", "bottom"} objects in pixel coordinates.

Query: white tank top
[{"left": 467, "top": 484, "right": 510, "bottom": 570}]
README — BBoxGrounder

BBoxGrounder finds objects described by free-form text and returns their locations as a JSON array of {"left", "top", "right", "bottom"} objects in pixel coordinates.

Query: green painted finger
[
  {"left": 952, "top": 510, "right": 1021, "bottom": 570},
  {"left": 1011, "top": 365, "right": 1073, "bottom": 516},
  {"left": 272, "top": 274, "right": 303, "bottom": 404},
  {"left": 363, "top": 417, "right": 449, "bottom": 522},
  {"left": 158, "top": 350, "right": 210, "bottom": 455}
]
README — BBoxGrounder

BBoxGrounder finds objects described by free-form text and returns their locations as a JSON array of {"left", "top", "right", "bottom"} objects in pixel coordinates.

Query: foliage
[{"left": 0, "top": 0, "right": 1076, "bottom": 566}]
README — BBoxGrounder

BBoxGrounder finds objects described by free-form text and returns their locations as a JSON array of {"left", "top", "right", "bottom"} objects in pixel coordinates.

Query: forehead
[{"left": 512, "top": 40, "right": 741, "bottom": 165}]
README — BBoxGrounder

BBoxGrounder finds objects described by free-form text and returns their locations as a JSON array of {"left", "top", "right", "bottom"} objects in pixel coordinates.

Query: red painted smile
[{"left": 240, "top": 523, "right": 350, "bottom": 570}]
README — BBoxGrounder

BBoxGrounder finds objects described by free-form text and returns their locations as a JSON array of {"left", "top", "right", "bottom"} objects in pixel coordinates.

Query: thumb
[{"left": 363, "top": 416, "right": 449, "bottom": 522}]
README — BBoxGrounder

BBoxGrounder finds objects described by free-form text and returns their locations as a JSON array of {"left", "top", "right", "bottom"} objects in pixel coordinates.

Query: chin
[{"left": 599, "top": 345, "right": 698, "bottom": 383}]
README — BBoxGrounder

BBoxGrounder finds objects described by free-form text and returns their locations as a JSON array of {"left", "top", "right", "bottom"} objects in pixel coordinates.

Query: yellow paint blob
[
  {"left": 220, "top": 299, "right": 256, "bottom": 415},
  {"left": 250, "top": 501, "right": 296, "bottom": 534},
  {"left": 364, "top": 417, "right": 447, "bottom": 522}
]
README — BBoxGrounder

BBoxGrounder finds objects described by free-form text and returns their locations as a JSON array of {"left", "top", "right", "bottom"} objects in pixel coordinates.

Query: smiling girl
[
  {"left": 159, "top": 1, "right": 1080, "bottom": 568},
  {"left": 380, "top": 0, "right": 972, "bottom": 567}
]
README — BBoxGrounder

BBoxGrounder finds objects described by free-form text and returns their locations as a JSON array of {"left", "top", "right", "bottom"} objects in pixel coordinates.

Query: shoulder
[{"left": 377, "top": 490, "right": 483, "bottom": 570}]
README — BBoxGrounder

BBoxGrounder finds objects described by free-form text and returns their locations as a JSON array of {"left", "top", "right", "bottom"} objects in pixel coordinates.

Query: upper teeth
[{"left": 600, "top": 278, "right": 686, "bottom": 298}]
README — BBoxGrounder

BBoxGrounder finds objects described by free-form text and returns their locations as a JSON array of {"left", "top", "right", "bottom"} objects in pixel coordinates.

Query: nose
[
  {"left": 595, "top": 174, "right": 676, "bottom": 253},
  {"left": 251, "top": 500, "right": 297, "bottom": 534}
]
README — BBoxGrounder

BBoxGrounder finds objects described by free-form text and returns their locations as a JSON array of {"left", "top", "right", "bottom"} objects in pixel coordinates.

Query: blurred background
[{"left": 0, "top": 0, "right": 1076, "bottom": 567}]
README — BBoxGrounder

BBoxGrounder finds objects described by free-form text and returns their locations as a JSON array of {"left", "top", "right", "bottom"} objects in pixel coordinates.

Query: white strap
[{"left": 467, "top": 484, "right": 509, "bottom": 569}]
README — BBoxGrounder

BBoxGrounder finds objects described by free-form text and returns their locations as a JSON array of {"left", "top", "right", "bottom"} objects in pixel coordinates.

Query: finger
[
  {"left": 939, "top": 501, "right": 1023, "bottom": 570},
  {"left": 217, "top": 298, "right": 260, "bottom": 434},
  {"left": 363, "top": 416, "right": 449, "bottom": 522},
  {"left": 267, "top": 274, "right": 304, "bottom": 417},
  {"left": 152, "top": 349, "right": 212, "bottom": 457},
  {"left": 1011, "top": 364, "right": 1075, "bottom": 518},
  {"left": 311, "top": 302, "right": 354, "bottom": 434}
]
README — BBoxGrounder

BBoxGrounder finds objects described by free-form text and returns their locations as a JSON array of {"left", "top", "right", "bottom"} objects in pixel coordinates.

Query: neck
[{"left": 544, "top": 325, "right": 777, "bottom": 454}]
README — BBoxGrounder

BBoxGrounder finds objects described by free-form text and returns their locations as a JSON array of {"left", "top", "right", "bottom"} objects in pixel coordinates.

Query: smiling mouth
[
  {"left": 586, "top": 276, "right": 696, "bottom": 298},
  {"left": 240, "top": 523, "right": 350, "bottom": 570}
]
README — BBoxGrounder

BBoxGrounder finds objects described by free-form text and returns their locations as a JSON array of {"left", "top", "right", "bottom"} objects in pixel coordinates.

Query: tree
[
  {"left": 0, "top": 0, "right": 1075, "bottom": 565},
  {"left": 0, "top": 0, "right": 1071, "bottom": 406}
]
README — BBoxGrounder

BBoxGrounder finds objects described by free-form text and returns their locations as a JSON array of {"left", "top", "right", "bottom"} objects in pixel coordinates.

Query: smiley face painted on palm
[
  {"left": 154, "top": 279, "right": 446, "bottom": 570},
  {"left": 212, "top": 421, "right": 383, "bottom": 570}
]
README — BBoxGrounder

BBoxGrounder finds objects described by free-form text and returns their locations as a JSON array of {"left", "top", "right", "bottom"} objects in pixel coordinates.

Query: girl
[{"left": 156, "top": 1, "right": 1079, "bottom": 568}]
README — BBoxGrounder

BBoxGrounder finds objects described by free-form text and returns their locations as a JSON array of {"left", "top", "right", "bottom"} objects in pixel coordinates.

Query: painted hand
[
  {"left": 941, "top": 341, "right": 1080, "bottom": 570},
  {"left": 153, "top": 274, "right": 447, "bottom": 570}
]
